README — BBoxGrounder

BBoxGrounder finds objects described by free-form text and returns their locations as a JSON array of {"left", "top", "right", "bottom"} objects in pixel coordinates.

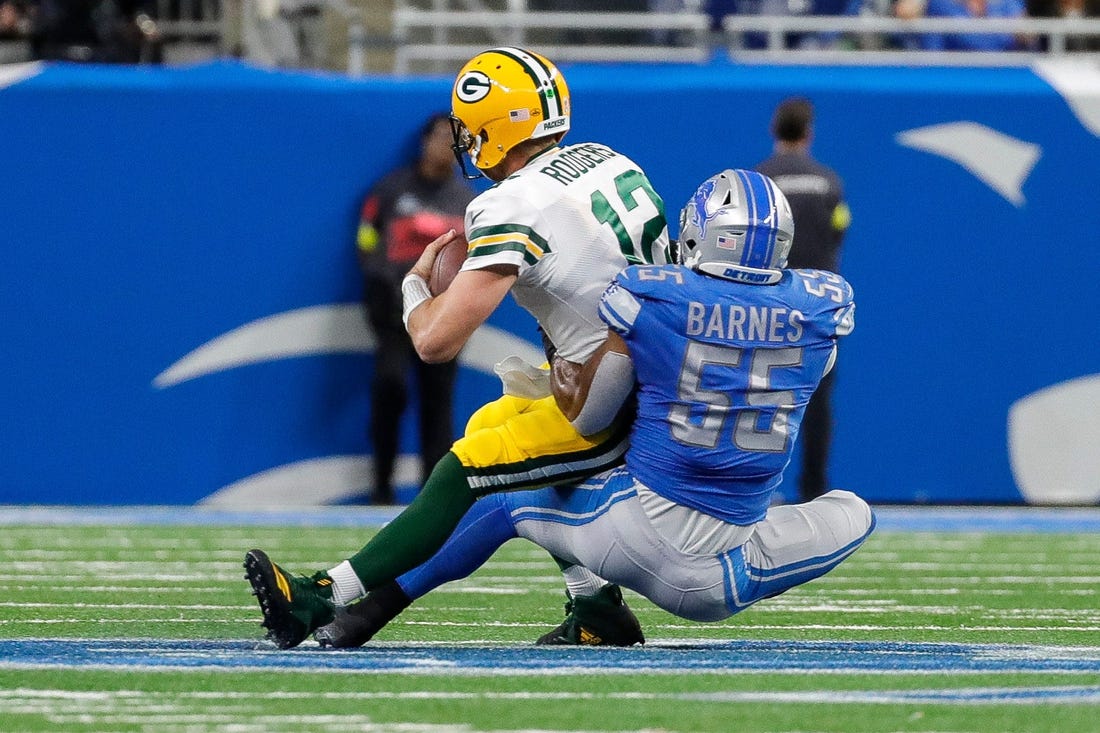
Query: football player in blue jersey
[{"left": 316, "top": 169, "right": 874, "bottom": 646}]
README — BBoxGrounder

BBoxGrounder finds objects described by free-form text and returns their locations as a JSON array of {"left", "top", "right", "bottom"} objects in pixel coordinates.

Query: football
[{"left": 429, "top": 233, "right": 468, "bottom": 296}]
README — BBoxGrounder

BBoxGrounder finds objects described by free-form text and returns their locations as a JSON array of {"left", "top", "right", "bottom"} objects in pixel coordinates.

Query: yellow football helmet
[{"left": 451, "top": 47, "right": 571, "bottom": 173}]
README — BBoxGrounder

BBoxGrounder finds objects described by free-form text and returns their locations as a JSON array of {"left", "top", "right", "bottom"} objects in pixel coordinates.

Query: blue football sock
[{"left": 396, "top": 492, "right": 517, "bottom": 600}]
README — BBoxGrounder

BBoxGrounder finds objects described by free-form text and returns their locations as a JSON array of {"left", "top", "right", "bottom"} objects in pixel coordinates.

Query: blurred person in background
[
  {"left": 0, "top": 1, "right": 33, "bottom": 40},
  {"left": 1027, "top": 0, "right": 1100, "bottom": 50},
  {"left": 755, "top": 97, "right": 850, "bottom": 504},
  {"left": 355, "top": 112, "right": 476, "bottom": 505},
  {"left": 239, "top": 0, "right": 325, "bottom": 68},
  {"left": 28, "top": 0, "right": 161, "bottom": 63},
  {"left": 710, "top": 0, "right": 857, "bottom": 50},
  {"left": 902, "top": 0, "right": 1030, "bottom": 50}
]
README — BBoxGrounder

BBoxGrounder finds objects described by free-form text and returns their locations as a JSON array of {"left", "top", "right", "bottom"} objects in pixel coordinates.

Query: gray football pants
[{"left": 506, "top": 468, "right": 875, "bottom": 622}]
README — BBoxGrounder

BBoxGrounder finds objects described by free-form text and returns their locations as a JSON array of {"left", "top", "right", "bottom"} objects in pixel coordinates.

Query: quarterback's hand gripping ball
[{"left": 428, "top": 232, "right": 468, "bottom": 296}]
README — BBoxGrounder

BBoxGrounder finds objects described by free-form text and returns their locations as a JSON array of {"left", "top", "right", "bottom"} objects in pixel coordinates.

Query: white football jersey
[{"left": 459, "top": 142, "right": 669, "bottom": 362}]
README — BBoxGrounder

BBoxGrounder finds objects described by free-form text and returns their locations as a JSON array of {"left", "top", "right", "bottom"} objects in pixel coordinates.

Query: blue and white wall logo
[
  {"left": 1, "top": 59, "right": 1098, "bottom": 506},
  {"left": 893, "top": 103, "right": 1099, "bottom": 504},
  {"left": 880, "top": 59, "right": 1100, "bottom": 506},
  {"left": 896, "top": 122, "right": 1040, "bottom": 207},
  {"left": 154, "top": 304, "right": 541, "bottom": 506}
]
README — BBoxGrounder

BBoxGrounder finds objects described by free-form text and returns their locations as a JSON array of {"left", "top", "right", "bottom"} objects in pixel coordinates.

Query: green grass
[{"left": 1, "top": 521, "right": 1098, "bottom": 732}]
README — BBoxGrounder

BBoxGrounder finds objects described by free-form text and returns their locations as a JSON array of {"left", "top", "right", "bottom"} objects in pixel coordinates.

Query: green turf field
[{"left": 1, "top": 512, "right": 1098, "bottom": 732}]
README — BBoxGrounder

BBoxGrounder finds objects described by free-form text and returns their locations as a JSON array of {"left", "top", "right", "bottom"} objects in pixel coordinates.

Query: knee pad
[{"left": 818, "top": 489, "right": 875, "bottom": 537}]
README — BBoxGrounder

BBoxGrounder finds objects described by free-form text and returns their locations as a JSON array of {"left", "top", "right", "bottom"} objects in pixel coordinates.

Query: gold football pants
[{"left": 451, "top": 394, "right": 630, "bottom": 496}]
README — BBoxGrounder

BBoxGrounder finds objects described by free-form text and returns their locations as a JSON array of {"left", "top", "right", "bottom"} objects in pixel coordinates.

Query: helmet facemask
[{"left": 448, "top": 115, "right": 484, "bottom": 180}]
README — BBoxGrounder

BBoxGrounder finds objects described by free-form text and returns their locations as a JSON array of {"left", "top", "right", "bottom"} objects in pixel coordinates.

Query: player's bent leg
[
  {"left": 730, "top": 490, "right": 875, "bottom": 610},
  {"left": 308, "top": 394, "right": 634, "bottom": 646},
  {"left": 511, "top": 477, "right": 874, "bottom": 625},
  {"left": 315, "top": 494, "right": 518, "bottom": 648},
  {"left": 511, "top": 469, "right": 737, "bottom": 634}
]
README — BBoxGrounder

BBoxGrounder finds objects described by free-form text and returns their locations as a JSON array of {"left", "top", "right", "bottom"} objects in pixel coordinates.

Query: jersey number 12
[{"left": 590, "top": 170, "right": 666, "bottom": 266}]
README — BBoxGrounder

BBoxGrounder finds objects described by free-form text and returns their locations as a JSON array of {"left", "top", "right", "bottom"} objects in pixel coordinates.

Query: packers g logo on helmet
[
  {"left": 451, "top": 47, "right": 571, "bottom": 171},
  {"left": 455, "top": 71, "right": 492, "bottom": 103}
]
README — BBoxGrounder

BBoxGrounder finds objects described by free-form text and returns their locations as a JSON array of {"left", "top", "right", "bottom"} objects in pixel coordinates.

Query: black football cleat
[
  {"left": 314, "top": 581, "right": 412, "bottom": 649},
  {"left": 537, "top": 584, "right": 645, "bottom": 647},
  {"left": 243, "top": 549, "right": 335, "bottom": 649}
]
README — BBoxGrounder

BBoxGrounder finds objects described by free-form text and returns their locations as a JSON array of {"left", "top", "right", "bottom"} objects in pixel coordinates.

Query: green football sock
[{"left": 347, "top": 452, "right": 473, "bottom": 591}]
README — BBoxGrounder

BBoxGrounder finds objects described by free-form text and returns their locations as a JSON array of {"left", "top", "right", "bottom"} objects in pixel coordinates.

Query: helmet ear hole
[{"left": 679, "top": 238, "right": 697, "bottom": 264}]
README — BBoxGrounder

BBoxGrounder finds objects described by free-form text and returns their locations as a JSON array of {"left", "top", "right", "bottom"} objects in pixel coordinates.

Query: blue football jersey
[{"left": 598, "top": 265, "right": 855, "bottom": 525}]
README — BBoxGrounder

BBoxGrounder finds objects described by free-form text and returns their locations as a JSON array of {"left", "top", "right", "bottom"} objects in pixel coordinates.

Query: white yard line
[{"left": 2, "top": 685, "right": 1098, "bottom": 707}]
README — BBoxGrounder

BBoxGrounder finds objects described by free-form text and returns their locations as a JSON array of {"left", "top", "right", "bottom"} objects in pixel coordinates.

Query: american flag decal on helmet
[{"left": 716, "top": 234, "right": 739, "bottom": 251}]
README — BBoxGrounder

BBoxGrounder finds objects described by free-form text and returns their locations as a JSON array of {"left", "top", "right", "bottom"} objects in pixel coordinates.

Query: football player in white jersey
[
  {"left": 308, "top": 170, "right": 874, "bottom": 644},
  {"left": 245, "top": 47, "right": 669, "bottom": 649}
]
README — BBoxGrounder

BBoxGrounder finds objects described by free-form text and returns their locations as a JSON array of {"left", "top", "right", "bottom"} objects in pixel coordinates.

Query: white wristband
[{"left": 401, "top": 273, "right": 432, "bottom": 331}]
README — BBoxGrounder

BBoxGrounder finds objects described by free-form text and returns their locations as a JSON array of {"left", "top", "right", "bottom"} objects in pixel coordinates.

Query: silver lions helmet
[{"left": 677, "top": 169, "right": 794, "bottom": 285}]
